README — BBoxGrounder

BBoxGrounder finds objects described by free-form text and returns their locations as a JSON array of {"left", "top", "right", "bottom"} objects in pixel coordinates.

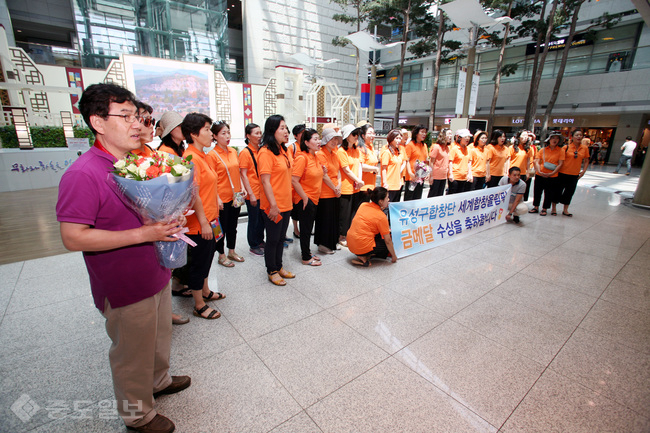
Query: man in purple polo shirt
[{"left": 56, "top": 83, "right": 189, "bottom": 433}]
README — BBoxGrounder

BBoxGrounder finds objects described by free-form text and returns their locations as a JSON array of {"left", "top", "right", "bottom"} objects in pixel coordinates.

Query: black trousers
[
  {"left": 522, "top": 175, "right": 532, "bottom": 201},
  {"left": 404, "top": 181, "right": 424, "bottom": 201},
  {"left": 339, "top": 192, "right": 363, "bottom": 238},
  {"left": 262, "top": 210, "right": 291, "bottom": 274},
  {"left": 314, "top": 197, "right": 339, "bottom": 250},
  {"left": 294, "top": 200, "right": 318, "bottom": 261},
  {"left": 558, "top": 173, "right": 579, "bottom": 205},
  {"left": 471, "top": 177, "right": 486, "bottom": 190},
  {"left": 358, "top": 234, "right": 390, "bottom": 259},
  {"left": 245, "top": 199, "right": 265, "bottom": 249},
  {"left": 448, "top": 180, "right": 471, "bottom": 195},
  {"left": 186, "top": 234, "right": 217, "bottom": 291},
  {"left": 428, "top": 179, "right": 447, "bottom": 197},
  {"left": 216, "top": 200, "right": 241, "bottom": 253},
  {"left": 388, "top": 189, "right": 402, "bottom": 203},
  {"left": 533, "top": 176, "right": 560, "bottom": 209},
  {"left": 487, "top": 176, "right": 503, "bottom": 188}
]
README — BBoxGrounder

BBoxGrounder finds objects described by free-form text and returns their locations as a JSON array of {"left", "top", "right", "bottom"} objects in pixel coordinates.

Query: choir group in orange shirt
[{"left": 140, "top": 108, "right": 590, "bottom": 314}]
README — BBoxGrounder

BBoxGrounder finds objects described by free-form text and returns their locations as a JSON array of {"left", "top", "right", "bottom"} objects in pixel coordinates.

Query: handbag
[
  {"left": 542, "top": 148, "right": 557, "bottom": 171},
  {"left": 213, "top": 150, "right": 246, "bottom": 208}
]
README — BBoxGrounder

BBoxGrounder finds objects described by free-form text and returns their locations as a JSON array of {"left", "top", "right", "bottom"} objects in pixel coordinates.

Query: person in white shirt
[{"left": 614, "top": 136, "right": 637, "bottom": 175}]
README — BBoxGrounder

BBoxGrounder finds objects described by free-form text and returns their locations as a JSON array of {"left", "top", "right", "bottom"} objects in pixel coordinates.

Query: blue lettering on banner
[{"left": 10, "top": 159, "right": 73, "bottom": 174}]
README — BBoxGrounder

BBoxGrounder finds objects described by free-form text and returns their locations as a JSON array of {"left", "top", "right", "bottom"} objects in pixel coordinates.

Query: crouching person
[{"left": 499, "top": 166, "right": 528, "bottom": 223}]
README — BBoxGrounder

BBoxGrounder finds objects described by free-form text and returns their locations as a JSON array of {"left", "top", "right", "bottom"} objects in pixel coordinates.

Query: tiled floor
[{"left": 0, "top": 165, "right": 649, "bottom": 432}]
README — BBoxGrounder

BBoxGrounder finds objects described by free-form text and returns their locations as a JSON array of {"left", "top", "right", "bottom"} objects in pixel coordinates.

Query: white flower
[
  {"left": 172, "top": 164, "right": 189, "bottom": 176},
  {"left": 114, "top": 159, "right": 126, "bottom": 170},
  {"left": 126, "top": 163, "right": 138, "bottom": 174},
  {"left": 138, "top": 165, "right": 148, "bottom": 179}
]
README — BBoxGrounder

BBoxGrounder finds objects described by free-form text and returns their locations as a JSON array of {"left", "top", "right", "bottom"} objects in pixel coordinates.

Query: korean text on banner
[{"left": 388, "top": 185, "right": 511, "bottom": 258}]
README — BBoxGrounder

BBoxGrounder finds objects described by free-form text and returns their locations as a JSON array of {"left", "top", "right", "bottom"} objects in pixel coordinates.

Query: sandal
[
  {"left": 203, "top": 291, "right": 226, "bottom": 301},
  {"left": 562, "top": 212, "right": 573, "bottom": 217},
  {"left": 268, "top": 271, "right": 286, "bottom": 286},
  {"left": 351, "top": 257, "right": 370, "bottom": 267},
  {"left": 227, "top": 252, "right": 245, "bottom": 262},
  {"left": 551, "top": 211, "right": 557, "bottom": 216},
  {"left": 193, "top": 305, "right": 221, "bottom": 319},
  {"left": 302, "top": 257, "right": 322, "bottom": 266},
  {"left": 278, "top": 268, "right": 295, "bottom": 279},
  {"left": 172, "top": 288, "right": 193, "bottom": 298},
  {"left": 529, "top": 208, "right": 539, "bottom": 214},
  {"left": 218, "top": 257, "right": 235, "bottom": 267},
  {"left": 540, "top": 210, "right": 547, "bottom": 216}
]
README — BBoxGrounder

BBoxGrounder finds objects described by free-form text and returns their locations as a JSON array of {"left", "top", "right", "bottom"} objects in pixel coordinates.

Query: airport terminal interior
[{"left": 0, "top": 166, "right": 648, "bottom": 432}]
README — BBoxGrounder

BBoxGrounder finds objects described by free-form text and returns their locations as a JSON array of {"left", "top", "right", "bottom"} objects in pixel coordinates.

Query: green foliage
[
  {"left": 332, "top": 36, "right": 351, "bottom": 47},
  {"left": 0, "top": 125, "right": 94, "bottom": 148}
]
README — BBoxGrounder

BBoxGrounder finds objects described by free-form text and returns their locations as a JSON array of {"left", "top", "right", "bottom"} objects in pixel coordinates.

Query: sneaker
[
  {"left": 249, "top": 247, "right": 264, "bottom": 256},
  {"left": 336, "top": 243, "right": 342, "bottom": 250},
  {"left": 284, "top": 236, "right": 294, "bottom": 244},
  {"left": 513, "top": 215, "right": 520, "bottom": 223},
  {"left": 626, "top": 172, "right": 631, "bottom": 176},
  {"left": 318, "top": 245, "right": 334, "bottom": 254}
]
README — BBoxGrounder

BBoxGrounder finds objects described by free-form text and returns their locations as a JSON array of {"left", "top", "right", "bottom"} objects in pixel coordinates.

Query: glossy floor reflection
[{"left": 0, "top": 179, "right": 649, "bottom": 432}]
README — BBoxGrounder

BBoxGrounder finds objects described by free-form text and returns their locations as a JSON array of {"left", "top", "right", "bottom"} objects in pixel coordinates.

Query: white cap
[
  {"left": 341, "top": 124, "right": 358, "bottom": 140},
  {"left": 455, "top": 128, "right": 472, "bottom": 138},
  {"left": 321, "top": 128, "right": 342, "bottom": 145}
]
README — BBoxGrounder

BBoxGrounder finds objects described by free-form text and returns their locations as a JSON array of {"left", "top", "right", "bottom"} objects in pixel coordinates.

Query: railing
[{"left": 380, "top": 45, "right": 650, "bottom": 94}]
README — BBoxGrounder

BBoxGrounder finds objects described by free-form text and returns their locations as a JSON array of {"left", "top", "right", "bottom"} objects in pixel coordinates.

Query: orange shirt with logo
[
  {"left": 207, "top": 146, "right": 241, "bottom": 203},
  {"left": 486, "top": 144, "right": 508, "bottom": 176},
  {"left": 380, "top": 145, "right": 403, "bottom": 190},
  {"left": 359, "top": 145, "right": 378, "bottom": 191},
  {"left": 470, "top": 146, "right": 488, "bottom": 177},
  {"left": 316, "top": 147, "right": 341, "bottom": 199},
  {"left": 509, "top": 145, "right": 534, "bottom": 173},
  {"left": 347, "top": 202, "right": 391, "bottom": 255},
  {"left": 405, "top": 142, "right": 429, "bottom": 181},
  {"left": 292, "top": 151, "right": 324, "bottom": 205},
  {"left": 535, "top": 146, "right": 566, "bottom": 177},
  {"left": 239, "top": 145, "right": 261, "bottom": 199},
  {"left": 559, "top": 143, "right": 590, "bottom": 175},
  {"left": 184, "top": 145, "right": 219, "bottom": 235},
  {"left": 449, "top": 145, "right": 472, "bottom": 181},
  {"left": 258, "top": 146, "right": 293, "bottom": 212},
  {"left": 429, "top": 143, "right": 450, "bottom": 180},
  {"left": 337, "top": 146, "right": 362, "bottom": 195}
]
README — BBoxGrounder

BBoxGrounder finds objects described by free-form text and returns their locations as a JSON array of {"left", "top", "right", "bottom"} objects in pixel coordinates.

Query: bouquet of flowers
[
  {"left": 113, "top": 150, "right": 196, "bottom": 269},
  {"left": 409, "top": 159, "right": 432, "bottom": 190}
]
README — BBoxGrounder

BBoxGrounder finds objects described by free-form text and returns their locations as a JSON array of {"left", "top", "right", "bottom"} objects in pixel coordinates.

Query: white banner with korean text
[{"left": 388, "top": 185, "right": 511, "bottom": 258}]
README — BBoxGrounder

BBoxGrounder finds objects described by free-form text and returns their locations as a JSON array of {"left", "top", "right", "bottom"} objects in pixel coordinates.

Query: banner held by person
[{"left": 389, "top": 185, "right": 511, "bottom": 258}]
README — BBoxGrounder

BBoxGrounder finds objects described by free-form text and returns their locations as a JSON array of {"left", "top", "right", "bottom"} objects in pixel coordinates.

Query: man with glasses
[{"left": 56, "top": 83, "right": 189, "bottom": 433}]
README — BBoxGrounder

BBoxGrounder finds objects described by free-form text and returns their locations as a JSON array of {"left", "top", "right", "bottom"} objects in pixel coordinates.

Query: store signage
[
  {"left": 511, "top": 118, "right": 575, "bottom": 125},
  {"left": 525, "top": 32, "right": 593, "bottom": 56}
]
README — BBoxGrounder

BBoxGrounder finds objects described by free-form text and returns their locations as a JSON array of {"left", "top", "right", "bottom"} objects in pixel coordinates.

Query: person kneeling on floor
[
  {"left": 499, "top": 166, "right": 528, "bottom": 223},
  {"left": 346, "top": 187, "right": 398, "bottom": 266}
]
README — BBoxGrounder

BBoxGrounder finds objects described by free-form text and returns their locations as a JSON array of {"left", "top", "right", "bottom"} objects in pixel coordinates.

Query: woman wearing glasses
[
  {"left": 133, "top": 101, "right": 156, "bottom": 157},
  {"left": 259, "top": 115, "right": 295, "bottom": 286},
  {"left": 557, "top": 128, "right": 589, "bottom": 217},
  {"left": 207, "top": 121, "right": 247, "bottom": 267}
]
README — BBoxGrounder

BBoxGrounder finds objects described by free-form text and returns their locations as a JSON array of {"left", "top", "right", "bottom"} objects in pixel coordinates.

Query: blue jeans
[
  {"left": 245, "top": 199, "right": 265, "bottom": 249},
  {"left": 616, "top": 155, "right": 632, "bottom": 173}
]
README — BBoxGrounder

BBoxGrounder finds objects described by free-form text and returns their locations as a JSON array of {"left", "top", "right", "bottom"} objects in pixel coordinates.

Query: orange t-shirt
[
  {"left": 559, "top": 143, "right": 590, "bottom": 175},
  {"left": 509, "top": 145, "right": 533, "bottom": 173},
  {"left": 156, "top": 143, "right": 181, "bottom": 157},
  {"left": 380, "top": 145, "right": 403, "bottom": 191},
  {"left": 207, "top": 146, "right": 241, "bottom": 203},
  {"left": 292, "top": 151, "right": 324, "bottom": 205},
  {"left": 359, "top": 145, "right": 378, "bottom": 192},
  {"left": 470, "top": 146, "right": 488, "bottom": 177},
  {"left": 535, "top": 146, "right": 566, "bottom": 177},
  {"left": 184, "top": 145, "right": 219, "bottom": 235},
  {"left": 486, "top": 144, "right": 508, "bottom": 177},
  {"left": 429, "top": 143, "right": 450, "bottom": 180},
  {"left": 347, "top": 202, "right": 391, "bottom": 255},
  {"left": 132, "top": 144, "right": 154, "bottom": 157},
  {"left": 405, "top": 142, "right": 429, "bottom": 181},
  {"left": 258, "top": 146, "right": 293, "bottom": 212},
  {"left": 316, "top": 147, "right": 340, "bottom": 199},
  {"left": 337, "top": 146, "right": 362, "bottom": 195},
  {"left": 449, "top": 145, "right": 471, "bottom": 181},
  {"left": 239, "top": 145, "right": 261, "bottom": 200}
]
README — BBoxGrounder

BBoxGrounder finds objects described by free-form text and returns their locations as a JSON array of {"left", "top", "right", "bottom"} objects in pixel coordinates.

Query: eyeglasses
[
  {"left": 106, "top": 113, "right": 141, "bottom": 123},
  {"left": 141, "top": 117, "right": 156, "bottom": 128}
]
